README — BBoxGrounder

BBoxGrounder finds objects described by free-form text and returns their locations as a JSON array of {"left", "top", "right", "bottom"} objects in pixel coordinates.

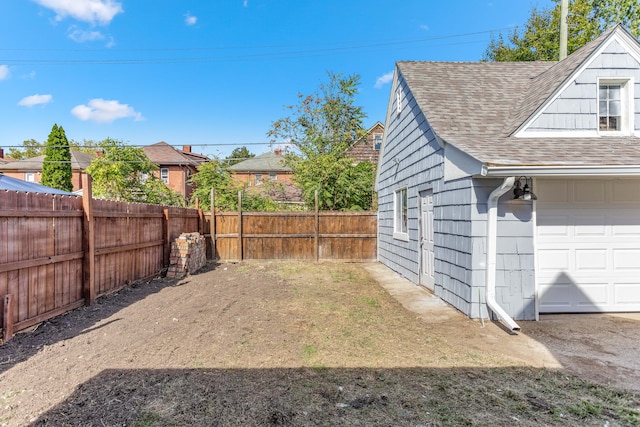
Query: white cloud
[
  {"left": 68, "top": 27, "right": 105, "bottom": 42},
  {"left": 21, "top": 71, "right": 37, "bottom": 79},
  {"left": 18, "top": 94, "right": 53, "bottom": 107},
  {"left": 420, "top": 24, "right": 429, "bottom": 31},
  {"left": 71, "top": 98, "right": 144, "bottom": 123},
  {"left": 374, "top": 71, "right": 394, "bottom": 89},
  {"left": 33, "top": 0, "right": 123, "bottom": 25},
  {"left": 0, "top": 65, "right": 10, "bottom": 80},
  {"left": 185, "top": 12, "right": 197, "bottom": 26},
  {"left": 243, "top": 0, "right": 248, "bottom": 7}
]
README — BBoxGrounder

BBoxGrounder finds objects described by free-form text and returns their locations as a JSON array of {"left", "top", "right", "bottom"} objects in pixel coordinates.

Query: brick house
[
  {"left": 141, "top": 142, "right": 208, "bottom": 201},
  {"left": 0, "top": 149, "right": 94, "bottom": 192}
]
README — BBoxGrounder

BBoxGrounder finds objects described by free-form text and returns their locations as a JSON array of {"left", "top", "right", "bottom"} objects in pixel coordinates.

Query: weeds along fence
[{"left": 0, "top": 176, "right": 200, "bottom": 342}]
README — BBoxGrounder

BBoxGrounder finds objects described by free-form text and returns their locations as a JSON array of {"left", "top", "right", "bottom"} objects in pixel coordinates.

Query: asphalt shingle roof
[
  {"left": 397, "top": 25, "right": 640, "bottom": 167},
  {"left": 229, "top": 152, "right": 291, "bottom": 173},
  {"left": 142, "top": 142, "right": 208, "bottom": 166},
  {"left": 0, "top": 150, "right": 94, "bottom": 171}
]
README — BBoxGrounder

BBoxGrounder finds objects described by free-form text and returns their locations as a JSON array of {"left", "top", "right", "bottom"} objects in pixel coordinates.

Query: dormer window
[{"left": 598, "top": 79, "right": 633, "bottom": 134}]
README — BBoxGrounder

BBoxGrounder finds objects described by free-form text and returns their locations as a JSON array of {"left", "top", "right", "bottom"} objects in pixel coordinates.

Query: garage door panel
[
  {"left": 614, "top": 283, "right": 640, "bottom": 305},
  {"left": 537, "top": 179, "right": 640, "bottom": 313},
  {"left": 575, "top": 181, "right": 605, "bottom": 202},
  {"left": 575, "top": 249, "right": 607, "bottom": 271},
  {"left": 614, "top": 249, "right": 640, "bottom": 271},
  {"left": 538, "top": 249, "right": 570, "bottom": 271}
]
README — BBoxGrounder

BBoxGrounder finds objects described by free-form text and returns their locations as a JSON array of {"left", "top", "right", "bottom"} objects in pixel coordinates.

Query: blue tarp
[{"left": 0, "top": 174, "right": 78, "bottom": 196}]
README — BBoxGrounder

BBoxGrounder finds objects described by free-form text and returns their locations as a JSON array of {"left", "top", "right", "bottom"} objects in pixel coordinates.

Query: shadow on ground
[
  {"left": 0, "top": 262, "right": 220, "bottom": 375},
  {"left": 29, "top": 366, "right": 639, "bottom": 427}
]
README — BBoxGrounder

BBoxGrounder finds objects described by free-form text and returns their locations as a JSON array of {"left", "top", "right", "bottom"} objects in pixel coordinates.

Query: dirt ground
[{"left": 1, "top": 261, "right": 639, "bottom": 426}]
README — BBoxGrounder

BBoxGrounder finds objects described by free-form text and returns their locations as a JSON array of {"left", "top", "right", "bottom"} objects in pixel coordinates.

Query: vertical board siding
[
  {"left": 0, "top": 190, "right": 200, "bottom": 337},
  {"left": 211, "top": 211, "right": 376, "bottom": 261}
]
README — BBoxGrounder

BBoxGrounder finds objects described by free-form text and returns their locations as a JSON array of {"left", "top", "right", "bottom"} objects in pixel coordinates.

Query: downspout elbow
[{"left": 486, "top": 176, "right": 521, "bottom": 332}]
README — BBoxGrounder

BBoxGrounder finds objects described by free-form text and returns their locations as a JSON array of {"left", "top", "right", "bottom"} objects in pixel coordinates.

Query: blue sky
[{"left": 0, "top": 0, "right": 550, "bottom": 159}]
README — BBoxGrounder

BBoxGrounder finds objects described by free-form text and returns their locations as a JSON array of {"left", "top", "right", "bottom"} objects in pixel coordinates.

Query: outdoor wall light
[{"left": 513, "top": 177, "right": 537, "bottom": 200}]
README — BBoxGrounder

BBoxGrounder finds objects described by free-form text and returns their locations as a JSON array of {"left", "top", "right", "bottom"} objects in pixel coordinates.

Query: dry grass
[{"left": 2, "top": 261, "right": 639, "bottom": 426}]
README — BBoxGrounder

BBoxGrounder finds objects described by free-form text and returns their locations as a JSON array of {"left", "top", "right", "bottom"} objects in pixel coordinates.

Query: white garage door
[{"left": 536, "top": 179, "right": 640, "bottom": 313}]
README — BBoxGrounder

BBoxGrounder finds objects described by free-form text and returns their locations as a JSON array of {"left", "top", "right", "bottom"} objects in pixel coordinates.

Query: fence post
[
  {"left": 210, "top": 189, "right": 216, "bottom": 260},
  {"left": 314, "top": 190, "right": 319, "bottom": 261},
  {"left": 2, "top": 294, "right": 14, "bottom": 343},
  {"left": 82, "top": 174, "right": 96, "bottom": 306},
  {"left": 163, "top": 209, "right": 170, "bottom": 267},
  {"left": 237, "top": 191, "right": 243, "bottom": 261}
]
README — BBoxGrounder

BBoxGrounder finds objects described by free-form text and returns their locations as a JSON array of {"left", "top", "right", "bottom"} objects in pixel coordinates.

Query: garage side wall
[
  {"left": 377, "top": 71, "right": 476, "bottom": 316},
  {"left": 470, "top": 180, "right": 536, "bottom": 320}
]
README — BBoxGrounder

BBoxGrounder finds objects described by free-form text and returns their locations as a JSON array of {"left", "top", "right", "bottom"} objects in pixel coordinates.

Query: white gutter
[
  {"left": 482, "top": 165, "right": 640, "bottom": 177},
  {"left": 486, "top": 176, "right": 521, "bottom": 332}
]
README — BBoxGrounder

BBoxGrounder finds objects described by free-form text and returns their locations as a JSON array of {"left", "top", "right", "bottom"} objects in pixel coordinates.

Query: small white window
[
  {"left": 160, "top": 168, "right": 169, "bottom": 184},
  {"left": 394, "top": 188, "right": 409, "bottom": 240},
  {"left": 25, "top": 172, "right": 35, "bottom": 182},
  {"left": 269, "top": 173, "right": 277, "bottom": 181},
  {"left": 396, "top": 92, "right": 402, "bottom": 115},
  {"left": 254, "top": 173, "right": 263, "bottom": 186},
  {"left": 598, "top": 78, "right": 633, "bottom": 134}
]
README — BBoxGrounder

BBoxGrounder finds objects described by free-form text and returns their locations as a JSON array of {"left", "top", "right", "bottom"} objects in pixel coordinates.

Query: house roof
[
  {"left": 229, "top": 151, "right": 292, "bottom": 173},
  {"left": 0, "top": 174, "right": 78, "bottom": 196},
  {"left": 0, "top": 150, "right": 94, "bottom": 171},
  {"left": 396, "top": 24, "right": 640, "bottom": 168},
  {"left": 142, "top": 142, "right": 208, "bottom": 166}
]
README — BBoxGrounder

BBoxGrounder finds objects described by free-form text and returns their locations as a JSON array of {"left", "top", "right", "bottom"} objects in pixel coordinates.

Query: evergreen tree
[{"left": 41, "top": 124, "right": 73, "bottom": 192}]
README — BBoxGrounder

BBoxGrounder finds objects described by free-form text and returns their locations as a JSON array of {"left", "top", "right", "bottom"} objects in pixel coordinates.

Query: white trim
[
  {"left": 515, "top": 130, "right": 599, "bottom": 138},
  {"left": 393, "top": 187, "right": 408, "bottom": 239},
  {"left": 482, "top": 165, "right": 640, "bottom": 177},
  {"left": 531, "top": 182, "right": 539, "bottom": 321},
  {"left": 597, "top": 76, "right": 635, "bottom": 135},
  {"left": 515, "top": 29, "right": 640, "bottom": 137}
]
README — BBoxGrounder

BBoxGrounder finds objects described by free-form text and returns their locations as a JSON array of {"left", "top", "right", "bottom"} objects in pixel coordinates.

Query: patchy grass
[{"left": 3, "top": 261, "right": 638, "bottom": 426}]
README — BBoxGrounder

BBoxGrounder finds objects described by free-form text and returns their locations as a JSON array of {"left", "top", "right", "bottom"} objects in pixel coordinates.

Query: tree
[
  {"left": 226, "top": 146, "right": 255, "bottom": 166},
  {"left": 189, "top": 159, "right": 278, "bottom": 211},
  {"left": 41, "top": 124, "right": 73, "bottom": 192},
  {"left": 483, "top": 0, "right": 639, "bottom": 62},
  {"left": 86, "top": 138, "right": 184, "bottom": 206},
  {"left": 267, "top": 72, "right": 373, "bottom": 210},
  {"left": 7, "top": 139, "right": 44, "bottom": 160}
]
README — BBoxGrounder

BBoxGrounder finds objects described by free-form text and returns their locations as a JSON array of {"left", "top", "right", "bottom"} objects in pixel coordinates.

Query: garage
[{"left": 536, "top": 178, "right": 640, "bottom": 313}]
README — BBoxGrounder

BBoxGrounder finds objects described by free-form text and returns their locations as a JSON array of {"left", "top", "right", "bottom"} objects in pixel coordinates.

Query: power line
[{"left": 0, "top": 28, "right": 511, "bottom": 65}]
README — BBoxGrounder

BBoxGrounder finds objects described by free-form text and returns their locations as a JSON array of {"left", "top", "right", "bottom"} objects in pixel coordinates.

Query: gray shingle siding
[{"left": 527, "top": 41, "right": 640, "bottom": 133}]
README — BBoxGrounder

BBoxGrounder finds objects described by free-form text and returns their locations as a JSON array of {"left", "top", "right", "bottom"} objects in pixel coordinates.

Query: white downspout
[{"left": 486, "top": 176, "right": 521, "bottom": 332}]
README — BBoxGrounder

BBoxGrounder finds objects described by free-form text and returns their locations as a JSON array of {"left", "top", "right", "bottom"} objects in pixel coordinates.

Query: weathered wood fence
[
  {"left": 1, "top": 185, "right": 377, "bottom": 342},
  {"left": 206, "top": 191, "right": 377, "bottom": 262},
  {"left": 1, "top": 176, "right": 200, "bottom": 342}
]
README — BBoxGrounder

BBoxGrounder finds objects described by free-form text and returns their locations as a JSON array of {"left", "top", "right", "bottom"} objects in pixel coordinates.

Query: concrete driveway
[{"left": 364, "top": 263, "right": 640, "bottom": 392}]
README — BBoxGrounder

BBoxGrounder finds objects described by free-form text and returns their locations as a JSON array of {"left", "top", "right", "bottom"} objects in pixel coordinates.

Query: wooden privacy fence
[
  {"left": 1, "top": 176, "right": 200, "bottom": 342},
  {"left": 205, "top": 191, "right": 377, "bottom": 262}
]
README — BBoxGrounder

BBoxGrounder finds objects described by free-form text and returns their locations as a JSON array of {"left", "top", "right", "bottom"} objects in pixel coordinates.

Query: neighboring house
[
  {"left": 229, "top": 150, "right": 294, "bottom": 186},
  {"left": 376, "top": 24, "right": 640, "bottom": 329},
  {"left": 0, "top": 174, "right": 78, "bottom": 196},
  {"left": 0, "top": 150, "right": 94, "bottom": 192},
  {"left": 229, "top": 150, "right": 303, "bottom": 203},
  {"left": 141, "top": 142, "right": 208, "bottom": 201},
  {"left": 348, "top": 121, "right": 384, "bottom": 164}
]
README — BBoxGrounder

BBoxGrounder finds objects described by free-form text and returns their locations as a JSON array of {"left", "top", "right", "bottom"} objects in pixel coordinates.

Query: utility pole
[{"left": 559, "top": 0, "right": 569, "bottom": 60}]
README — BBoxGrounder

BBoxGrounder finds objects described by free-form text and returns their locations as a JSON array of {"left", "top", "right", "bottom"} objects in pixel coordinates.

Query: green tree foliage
[
  {"left": 7, "top": 139, "right": 44, "bottom": 160},
  {"left": 41, "top": 124, "right": 73, "bottom": 192},
  {"left": 268, "top": 71, "right": 374, "bottom": 210},
  {"left": 189, "top": 159, "right": 278, "bottom": 211},
  {"left": 7, "top": 138, "right": 99, "bottom": 160},
  {"left": 226, "top": 146, "right": 255, "bottom": 166},
  {"left": 484, "top": 0, "right": 639, "bottom": 62},
  {"left": 86, "top": 138, "right": 184, "bottom": 206}
]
